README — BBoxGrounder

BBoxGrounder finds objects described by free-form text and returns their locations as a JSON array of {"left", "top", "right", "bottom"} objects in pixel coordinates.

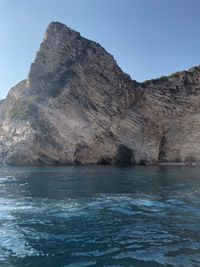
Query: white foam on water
[
  {"left": 0, "top": 223, "right": 41, "bottom": 260},
  {"left": 0, "top": 176, "right": 16, "bottom": 184},
  {"left": 0, "top": 197, "right": 43, "bottom": 260},
  {"left": 0, "top": 192, "right": 199, "bottom": 266}
]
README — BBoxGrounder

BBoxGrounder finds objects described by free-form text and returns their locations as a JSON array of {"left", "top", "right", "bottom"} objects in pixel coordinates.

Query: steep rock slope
[{"left": 1, "top": 22, "right": 200, "bottom": 165}]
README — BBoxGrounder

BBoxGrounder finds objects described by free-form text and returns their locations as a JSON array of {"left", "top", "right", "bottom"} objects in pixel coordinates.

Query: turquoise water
[{"left": 0, "top": 166, "right": 200, "bottom": 267}]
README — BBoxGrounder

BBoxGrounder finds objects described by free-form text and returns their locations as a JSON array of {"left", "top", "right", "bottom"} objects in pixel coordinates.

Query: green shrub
[{"left": 9, "top": 102, "right": 28, "bottom": 120}]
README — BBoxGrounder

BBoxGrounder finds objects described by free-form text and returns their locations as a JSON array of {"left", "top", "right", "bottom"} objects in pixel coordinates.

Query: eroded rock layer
[{"left": 1, "top": 22, "right": 200, "bottom": 165}]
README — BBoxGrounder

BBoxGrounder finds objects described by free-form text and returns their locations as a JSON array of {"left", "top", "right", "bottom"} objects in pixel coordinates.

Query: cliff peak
[
  {"left": 28, "top": 21, "right": 122, "bottom": 98},
  {"left": 45, "top": 21, "right": 80, "bottom": 40}
]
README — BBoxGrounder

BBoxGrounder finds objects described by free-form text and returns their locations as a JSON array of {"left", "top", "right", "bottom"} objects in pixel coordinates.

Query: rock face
[{"left": 1, "top": 21, "right": 200, "bottom": 165}]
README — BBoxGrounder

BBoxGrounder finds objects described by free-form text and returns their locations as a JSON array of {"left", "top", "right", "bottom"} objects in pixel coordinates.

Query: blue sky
[{"left": 1, "top": 0, "right": 200, "bottom": 99}]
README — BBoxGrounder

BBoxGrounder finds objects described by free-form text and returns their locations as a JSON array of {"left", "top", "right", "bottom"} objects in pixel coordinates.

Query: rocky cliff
[{"left": 1, "top": 21, "right": 200, "bottom": 165}]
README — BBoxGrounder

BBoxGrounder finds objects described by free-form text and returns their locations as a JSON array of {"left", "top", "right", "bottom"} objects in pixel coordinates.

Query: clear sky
[{"left": 1, "top": 0, "right": 200, "bottom": 99}]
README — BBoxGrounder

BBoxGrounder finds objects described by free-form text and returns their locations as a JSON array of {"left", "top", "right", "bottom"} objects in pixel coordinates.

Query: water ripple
[{"left": 0, "top": 166, "right": 200, "bottom": 266}]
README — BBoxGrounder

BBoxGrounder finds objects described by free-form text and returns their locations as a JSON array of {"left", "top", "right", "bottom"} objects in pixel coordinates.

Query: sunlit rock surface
[{"left": 1, "top": 22, "right": 200, "bottom": 165}]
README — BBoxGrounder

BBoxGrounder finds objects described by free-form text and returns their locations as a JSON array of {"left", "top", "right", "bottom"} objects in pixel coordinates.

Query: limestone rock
[{"left": 1, "top": 21, "right": 200, "bottom": 165}]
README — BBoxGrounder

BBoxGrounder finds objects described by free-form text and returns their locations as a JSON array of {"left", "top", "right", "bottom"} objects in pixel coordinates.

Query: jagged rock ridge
[{"left": 1, "top": 21, "right": 200, "bottom": 165}]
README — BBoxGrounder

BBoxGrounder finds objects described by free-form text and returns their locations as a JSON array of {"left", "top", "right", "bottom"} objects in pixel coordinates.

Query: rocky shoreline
[{"left": 1, "top": 22, "right": 200, "bottom": 166}]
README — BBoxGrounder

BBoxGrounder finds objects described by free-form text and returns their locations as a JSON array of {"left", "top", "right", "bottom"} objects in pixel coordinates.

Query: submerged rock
[{"left": 1, "top": 21, "right": 200, "bottom": 165}]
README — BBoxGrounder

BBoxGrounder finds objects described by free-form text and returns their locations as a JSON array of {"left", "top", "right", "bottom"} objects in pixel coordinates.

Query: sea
[{"left": 0, "top": 165, "right": 200, "bottom": 267}]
